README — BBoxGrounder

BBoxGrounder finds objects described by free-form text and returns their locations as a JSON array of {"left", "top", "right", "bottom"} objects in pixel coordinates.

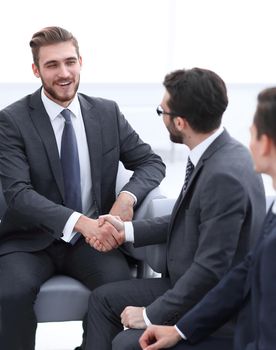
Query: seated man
[
  {"left": 0, "top": 26, "right": 165, "bottom": 350},
  {"left": 139, "top": 86, "right": 276, "bottom": 350},
  {"left": 83, "top": 67, "right": 266, "bottom": 350}
]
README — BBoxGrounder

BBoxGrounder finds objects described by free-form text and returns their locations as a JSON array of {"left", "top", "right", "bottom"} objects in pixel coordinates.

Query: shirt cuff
[
  {"left": 124, "top": 221, "right": 134, "bottom": 242},
  {"left": 175, "top": 325, "right": 187, "bottom": 340},
  {"left": 143, "top": 308, "right": 152, "bottom": 326},
  {"left": 120, "top": 191, "right": 137, "bottom": 206},
  {"left": 61, "top": 212, "right": 82, "bottom": 242}
]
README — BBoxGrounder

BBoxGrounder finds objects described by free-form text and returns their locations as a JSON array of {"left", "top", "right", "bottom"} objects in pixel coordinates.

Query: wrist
[
  {"left": 74, "top": 215, "right": 96, "bottom": 235},
  {"left": 118, "top": 192, "right": 135, "bottom": 207}
]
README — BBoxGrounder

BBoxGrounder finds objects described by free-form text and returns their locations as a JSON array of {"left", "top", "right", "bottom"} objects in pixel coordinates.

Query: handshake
[
  {"left": 75, "top": 213, "right": 127, "bottom": 253},
  {"left": 75, "top": 192, "right": 134, "bottom": 252}
]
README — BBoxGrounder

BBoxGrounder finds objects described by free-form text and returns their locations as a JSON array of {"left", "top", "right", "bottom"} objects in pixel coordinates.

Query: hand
[
  {"left": 139, "top": 325, "right": 182, "bottom": 350},
  {"left": 121, "top": 306, "right": 146, "bottom": 329},
  {"left": 98, "top": 214, "right": 125, "bottom": 232},
  {"left": 86, "top": 214, "right": 126, "bottom": 251},
  {"left": 109, "top": 192, "right": 135, "bottom": 221},
  {"left": 75, "top": 216, "right": 121, "bottom": 252}
]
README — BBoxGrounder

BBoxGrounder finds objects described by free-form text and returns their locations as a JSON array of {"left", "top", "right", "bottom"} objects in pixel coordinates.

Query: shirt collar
[
  {"left": 41, "top": 88, "right": 81, "bottom": 121},
  {"left": 189, "top": 126, "right": 224, "bottom": 167}
]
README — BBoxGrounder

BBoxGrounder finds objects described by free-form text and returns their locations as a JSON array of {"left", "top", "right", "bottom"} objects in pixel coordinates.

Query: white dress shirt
[{"left": 41, "top": 90, "right": 93, "bottom": 242}]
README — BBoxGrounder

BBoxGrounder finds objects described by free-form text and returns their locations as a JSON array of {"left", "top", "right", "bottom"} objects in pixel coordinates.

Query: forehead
[
  {"left": 38, "top": 41, "right": 78, "bottom": 65},
  {"left": 161, "top": 90, "right": 170, "bottom": 107}
]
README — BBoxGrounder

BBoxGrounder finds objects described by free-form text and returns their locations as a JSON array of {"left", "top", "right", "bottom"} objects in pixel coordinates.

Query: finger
[
  {"left": 102, "top": 225, "right": 121, "bottom": 248},
  {"left": 98, "top": 217, "right": 105, "bottom": 227},
  {"left": 139, "top": 331, "right": 156, "bottom": 349},
  {"left": 104, "top": 215, "right": 124, "bottom": 231},
  {"left": 120, "top": 309, "right": 127, "bottom": 326}
]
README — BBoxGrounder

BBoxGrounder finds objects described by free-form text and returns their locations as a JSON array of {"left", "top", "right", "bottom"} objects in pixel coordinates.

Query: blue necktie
[
  {"left": 183, "top": 156, "right": 194, "bottom": 192},
  {"left": 60, "top": 109, "right": 82, "bottom": 214}
]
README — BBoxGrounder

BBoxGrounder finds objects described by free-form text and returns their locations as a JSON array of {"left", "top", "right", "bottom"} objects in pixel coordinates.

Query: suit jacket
[
  {"left": 132, "top": 130, "right": 266, "bottom": 327},
  {"left": 178, "top": 208, "right": 276, "bottom": 350},
  {"left": 0, "top": 88, "right": 165, "bottom": 255}
]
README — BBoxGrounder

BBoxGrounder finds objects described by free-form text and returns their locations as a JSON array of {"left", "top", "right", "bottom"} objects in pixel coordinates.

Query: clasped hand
[{"left": 85, "top": 214, "right": 125, "bottom": 252}]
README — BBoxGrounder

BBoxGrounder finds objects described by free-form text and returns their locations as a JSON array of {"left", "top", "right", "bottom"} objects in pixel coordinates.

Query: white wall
[{"left": 1, "top": 0, "right": 276, "bottom": 84}]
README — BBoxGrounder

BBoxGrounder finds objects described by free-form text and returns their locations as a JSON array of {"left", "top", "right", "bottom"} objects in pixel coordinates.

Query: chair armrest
[
  {"left": 144, "top": 198, "right": 177, "bottom": 274},
  {"left": 122, "top": 187, "right": 166, "bottom": 262}
]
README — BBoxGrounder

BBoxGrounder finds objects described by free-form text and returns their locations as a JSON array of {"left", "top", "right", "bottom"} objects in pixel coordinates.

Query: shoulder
[
  {"left": 78, "top": 93, "right": 119, "bottom": 111},
  {"left": 0, "top": 88, "right": 41, "bottom": 119},
  {"left": 205, "top": 132, "right": 253, "bottom": 172},
  {"left": 1, "top": 95, "right": 30, "bottom": 116}
]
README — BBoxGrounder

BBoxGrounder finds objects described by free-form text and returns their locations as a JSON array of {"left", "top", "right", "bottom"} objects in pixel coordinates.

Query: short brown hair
[
  {"left": 29, "top": 26, "right": 79, "bottom": 67},
  {"left": 254, "top": 87, "right": 276, "bottom": 144},
  {"left": 163, "top": 68, "right": 228, "bottom": 133}
]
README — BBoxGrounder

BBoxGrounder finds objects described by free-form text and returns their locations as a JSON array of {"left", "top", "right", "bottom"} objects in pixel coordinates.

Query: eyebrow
[{"left": 43, "top": 56, "right": 78, "bottom": 66}]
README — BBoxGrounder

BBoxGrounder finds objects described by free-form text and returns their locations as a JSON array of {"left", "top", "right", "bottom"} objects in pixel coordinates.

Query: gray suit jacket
[
  {"left": 133, "top": 130, "right": 266, "bottom": 326},
  {"left": 0, "top": 88, "right": 165, "bottom": 255}
]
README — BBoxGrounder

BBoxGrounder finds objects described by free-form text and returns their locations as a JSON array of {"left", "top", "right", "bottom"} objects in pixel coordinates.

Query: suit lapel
[
  {"left": 168, "top": 130, "right": 230, "bottom": 233},
  {"left": 78, "top": 94, "right": 102, "bottom": 209},
  {"left": 29, "top": 89, "right": 65, "bottom": 200}
]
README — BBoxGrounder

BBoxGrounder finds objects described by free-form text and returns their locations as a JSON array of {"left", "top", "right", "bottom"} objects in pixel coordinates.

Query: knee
[
  {"left": 88, "top": 283, "right": 113, "bottom": 312},
  {"left": 88, "top": 281, "right": 127, "bottom": 316},
  {"left": 112, "top": 330, "right": 141, "bottom": 350},
  {"left": 0, "top": 276, "right": 38, "bottom": 307},
  {"left": 112, "top": 332, "right": 127, "bottom": 350}
]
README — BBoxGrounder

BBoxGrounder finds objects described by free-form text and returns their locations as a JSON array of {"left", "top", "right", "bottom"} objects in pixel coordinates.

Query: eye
[
  {"left": 45, "top": 63, "right": 57, "bottom": 69},
  {"left": 67, "top": 59, "right": 77, "bottom": 66}
]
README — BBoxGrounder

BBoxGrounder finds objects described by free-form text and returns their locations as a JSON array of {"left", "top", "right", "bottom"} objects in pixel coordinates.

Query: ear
[
  {"left": 260, "top": 134, "right": 272, "bottom": 156},
  {"left": 79, "top": 56, "right": 82, "bottom": 68},
  {"left": 173, "top": 117, "right": 186, "bottom": 131},
  {"left": 32, "top": 63, "right": 40, "bottom": 78}
]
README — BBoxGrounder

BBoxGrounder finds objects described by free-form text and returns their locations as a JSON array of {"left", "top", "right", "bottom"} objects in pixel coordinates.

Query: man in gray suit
[
  {"left": 0, "top": 26, "right": 165, "bottom": 350},
  {"left": 83, "top": 68, "right": 266, "bottom": 350}
]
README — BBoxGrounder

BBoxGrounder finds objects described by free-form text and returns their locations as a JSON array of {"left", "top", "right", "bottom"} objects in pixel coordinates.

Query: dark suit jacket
[
  {"left": 132, "top": 130, "right": 266, "bottom": 327},
  {"left": 0, "top": 88, "right": 165, "bottom": 255},
  {"left": 178, "top": 209, "right": 276, "bottom": 350}
]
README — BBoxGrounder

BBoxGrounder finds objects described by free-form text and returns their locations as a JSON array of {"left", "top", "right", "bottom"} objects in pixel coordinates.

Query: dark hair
[
  {"left": 29, "top": 26, "right": 80, "bottom": 67},
  {"left": 254, "top": 87, "right": 276, "bottom": 144},
  {"left": 163, "top": 68, "right": 228, "bottom": 133}
]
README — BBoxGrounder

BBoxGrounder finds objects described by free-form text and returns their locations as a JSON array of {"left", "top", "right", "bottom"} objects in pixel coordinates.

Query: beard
[
  {"left": 169, "top": 131, "right": 183, "bottom": 144},
  {"left": 166, "top": 121, "right": 183, "bottom": 144},
  {"left": 41, "top": 76, "right": 80, "bottom": 105}
]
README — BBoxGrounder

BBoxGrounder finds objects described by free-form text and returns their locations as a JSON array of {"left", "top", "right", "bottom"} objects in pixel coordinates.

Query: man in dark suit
[
  {"left": 0, "top": 26, "right": 165, "bottom": 350},
  {"left": 139, "top": 86, "right": 276, "bottom": 350},
  {"left": 83, "top": 68, "right": 266, "bottom": 350}
]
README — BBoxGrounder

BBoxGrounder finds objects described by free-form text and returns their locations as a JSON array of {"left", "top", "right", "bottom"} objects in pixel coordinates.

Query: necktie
[
  {"left": 183, "top": 156, "right": 194, "bottom": 192},
  {"left": 60, "top": 109, "right": 82, "bottom": 214}
]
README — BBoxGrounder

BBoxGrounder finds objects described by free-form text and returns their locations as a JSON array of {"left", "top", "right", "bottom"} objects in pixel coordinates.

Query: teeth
[{"left": 59, "top": 82, "right": 70, "bottom": 86}]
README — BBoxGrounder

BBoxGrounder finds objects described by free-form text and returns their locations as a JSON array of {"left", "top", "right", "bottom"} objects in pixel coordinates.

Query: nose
[{"left": 57, "top": 63, "right": 70, "bottom": 78}]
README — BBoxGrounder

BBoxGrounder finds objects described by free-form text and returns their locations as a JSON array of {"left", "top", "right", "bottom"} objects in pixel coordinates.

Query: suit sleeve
[
  {"left": 176, "top": 255, "right": 251, "bottom": 343},
  {"left": 256, "top": 231, "right": 276, "bottom": 349},
  {"left": 115, "top": 104, "right": 166, "bottom": 206},
  {"left": 146, "top": 172, "right": 251, "bottom": 324},
  {"left": 132, "top": 215, "right": 171, "bottom": 246},
  {"left": 0, "top": 109, "right": 72, "bottom": 238}
]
